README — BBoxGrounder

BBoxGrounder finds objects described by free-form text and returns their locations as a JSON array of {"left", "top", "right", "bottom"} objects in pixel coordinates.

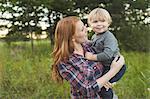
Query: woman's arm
[
  {"left": 58, "top": 55, "right": 124, "bottom": 97},
  {"left": 96, "top": 55, "right": 124, "bottom": 87}
]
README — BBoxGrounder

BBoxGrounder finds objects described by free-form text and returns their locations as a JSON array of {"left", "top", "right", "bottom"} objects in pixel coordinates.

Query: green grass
[
  {"left": 0, "top": 40, "right": 149, "bottom": 99},
  {"left": 0, "top": 40, "right": 70, "bottom": 99},
  {"left": 114, "top": 51, "right": 150, "bottom": 99}
]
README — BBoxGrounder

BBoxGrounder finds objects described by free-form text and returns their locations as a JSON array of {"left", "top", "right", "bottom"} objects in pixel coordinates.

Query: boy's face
[{"left": 89, "top": 19, "right": 109, "bottom": 34}]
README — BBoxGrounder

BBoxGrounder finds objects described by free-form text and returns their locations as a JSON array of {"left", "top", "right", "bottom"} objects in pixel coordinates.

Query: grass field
[{"left": 0, "top": 40, "right": 149, "bottom": 99}]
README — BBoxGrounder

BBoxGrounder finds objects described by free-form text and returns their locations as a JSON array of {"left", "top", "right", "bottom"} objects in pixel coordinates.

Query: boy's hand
[{"left": 85, "top": 52, "right": 97, "bottom": 61}]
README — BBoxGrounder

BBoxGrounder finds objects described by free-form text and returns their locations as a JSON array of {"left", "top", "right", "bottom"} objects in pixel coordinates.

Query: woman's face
[{"left": 74, "top": 20, "right": 88, "bottom": 43}]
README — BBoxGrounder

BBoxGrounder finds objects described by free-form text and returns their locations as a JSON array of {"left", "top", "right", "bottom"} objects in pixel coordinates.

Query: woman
[{"left": 51, "top": 16, "right": 124, "bottom": 99}]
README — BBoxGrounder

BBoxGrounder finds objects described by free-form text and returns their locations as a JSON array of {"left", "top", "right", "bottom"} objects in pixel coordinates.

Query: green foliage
[
  {"left": 0, "top": 0, "right": 149, "bottom": 51},
  {"left": 87, "top": 30, "right": 94, "bottom": 40},
  {"left": 117, "top": 24, "right": 150, "bottom": 52},
  {"left": 0, "top": 41, "right": 149, "bottom": 98},
  {"left": 2, "top": 33, "right": 30, "bottom": 44}
]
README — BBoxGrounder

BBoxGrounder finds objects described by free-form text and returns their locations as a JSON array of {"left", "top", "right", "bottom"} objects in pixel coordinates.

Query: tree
[
  {"left": 0, "top": 0, "right": 149, "bottom": 51},
  {"left": 0, "top": 0, "right": 47, "bottom": 51}
]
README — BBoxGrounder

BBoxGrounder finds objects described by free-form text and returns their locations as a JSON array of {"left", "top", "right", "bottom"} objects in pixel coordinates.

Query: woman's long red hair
[{"left": 51, "top": 16, "right": 80, "bottom": 83}]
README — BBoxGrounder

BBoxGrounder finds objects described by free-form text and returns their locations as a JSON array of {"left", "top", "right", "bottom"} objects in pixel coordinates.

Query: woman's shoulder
[
  {"left": 58, "top": 60, "right": 71, "bottom": 68},
  {"left": 58, "top": 55, "right": 79, "bottom": 70},
  {"left": 57, "top": 61, "right": 72, "bottom": 74}
]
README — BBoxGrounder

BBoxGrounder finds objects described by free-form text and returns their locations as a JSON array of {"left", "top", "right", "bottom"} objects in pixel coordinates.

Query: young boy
[{"left": 86, "top": 8, "right": 126, "bottom": 99}]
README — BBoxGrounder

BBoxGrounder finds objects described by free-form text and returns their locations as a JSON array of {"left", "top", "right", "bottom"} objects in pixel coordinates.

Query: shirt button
[{"left": 93, "top": 66, "right": 97, "bottom": 70}]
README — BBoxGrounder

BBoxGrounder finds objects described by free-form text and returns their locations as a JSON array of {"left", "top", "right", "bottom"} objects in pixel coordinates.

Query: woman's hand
[
  {"left": 96, "top": 55, "right": 124, "bottom": 89},
  {"left": 103, "top": 82, "right": 112, "bottom": 91},
  {"left": 110, "top": 55, "right": 125, "bottom": 72}
]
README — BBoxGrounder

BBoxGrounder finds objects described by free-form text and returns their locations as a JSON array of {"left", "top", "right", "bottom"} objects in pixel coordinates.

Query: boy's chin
[{"left": 96, "top": 30, "right": 106, "bottom": 34}]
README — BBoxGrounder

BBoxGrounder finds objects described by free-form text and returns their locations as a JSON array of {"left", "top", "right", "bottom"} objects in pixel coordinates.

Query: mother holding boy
[{"left": 51, "top": 16, "right": 124, "bottom": 99}]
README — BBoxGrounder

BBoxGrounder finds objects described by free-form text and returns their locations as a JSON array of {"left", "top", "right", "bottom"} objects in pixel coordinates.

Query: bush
[
  {"left": 117, "top": 24, "right": 150, "bottom": 52},
  {"left": 2, "top": 33, "right": 30, "bottom": 45}
]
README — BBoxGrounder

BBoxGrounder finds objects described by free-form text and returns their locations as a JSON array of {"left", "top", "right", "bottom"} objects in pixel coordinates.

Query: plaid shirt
[{"left": 58, "top": 43, "right": 103, "bottom": 99}]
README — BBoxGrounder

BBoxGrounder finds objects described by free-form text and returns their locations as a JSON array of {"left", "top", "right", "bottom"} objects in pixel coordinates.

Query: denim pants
[{"left": 100, "top": 64, "right": 126, "bottom": 99}]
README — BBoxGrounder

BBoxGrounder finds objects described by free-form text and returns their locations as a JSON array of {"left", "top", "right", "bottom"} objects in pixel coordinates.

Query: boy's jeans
[
  {"left": 110, "top": 64, "right": 126, "bottom": 83},
  {"left": 100, "top": 64, "right": 126, "bottom": 99}
]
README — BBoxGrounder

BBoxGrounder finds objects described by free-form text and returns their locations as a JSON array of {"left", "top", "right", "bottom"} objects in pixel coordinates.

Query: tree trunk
[{"left": 48, "top": 11, "right": 54, "bottom": 46}]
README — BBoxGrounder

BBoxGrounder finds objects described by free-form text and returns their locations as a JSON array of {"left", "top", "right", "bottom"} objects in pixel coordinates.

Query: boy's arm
[
  {"left": 96, "top": 32, "right": 119, "bottom": 61},
  {"left": 85, "top": 32, "right": 119, "bottom": 61},
  {"left": 85, "top": 52, "right": 97, "bottom": 60}
]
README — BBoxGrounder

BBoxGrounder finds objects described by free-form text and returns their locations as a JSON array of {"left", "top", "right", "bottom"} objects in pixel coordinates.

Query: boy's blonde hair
[{"left": 88, "top": 8, "right": 112, "bottom": 26}]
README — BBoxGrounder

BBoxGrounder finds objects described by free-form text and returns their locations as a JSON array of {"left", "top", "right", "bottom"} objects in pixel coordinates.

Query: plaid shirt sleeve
[
  {"left": 58, "top": 61, "right": 101, "bottom": 97},
  {"left": 82, "top": 42, "right": 96, "bottom": 54}
]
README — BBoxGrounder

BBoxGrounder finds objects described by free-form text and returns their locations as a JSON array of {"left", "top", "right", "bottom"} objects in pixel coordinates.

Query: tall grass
[
  {"left": 0, "top": 41, "right": 70, "bottom": 99},
  {"left": 0, "top": 40, "right": 149, "bottom": 99},
  {"left": 114, "top": 51, "right": 150, "bottom": 99}
]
